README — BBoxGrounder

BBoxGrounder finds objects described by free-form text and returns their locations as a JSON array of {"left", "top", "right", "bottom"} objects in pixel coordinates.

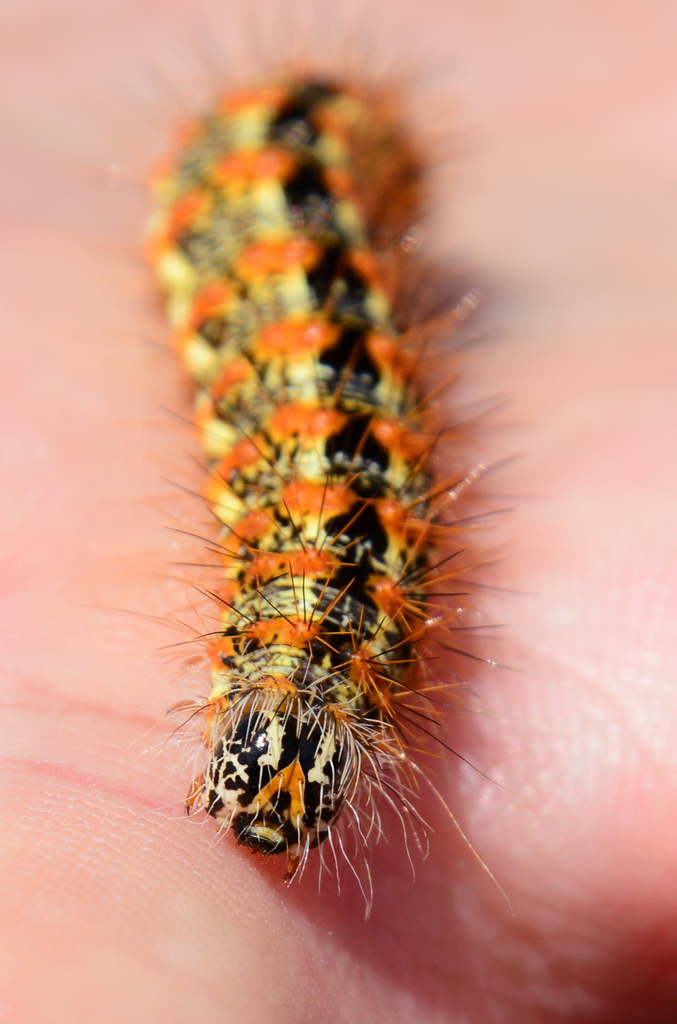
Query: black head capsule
[{"left": 198, "top": 706, "right": 351, "bottom": 875}]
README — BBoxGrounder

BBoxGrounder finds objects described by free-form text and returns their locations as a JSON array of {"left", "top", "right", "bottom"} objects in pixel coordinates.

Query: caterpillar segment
[{"left": 149, "top": 80, "right": 443, "bottom": 877}]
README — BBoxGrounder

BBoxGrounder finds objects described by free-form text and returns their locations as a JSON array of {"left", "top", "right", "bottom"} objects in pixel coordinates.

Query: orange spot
[
  {"left": 288, "top": 547, "right": 337, "bottom": 577},
  {"left": 349, "top": 646, "right": 374, "bottom": 680},
  {"left": 368, "top": 575, "right": 407, "bottom": 620},
  {"left": 246, "top": 551, "right": 285, "bottom": 583},
  {"left": 247, "top": 617, "right": 320, "bottom": 648},
  {"left": 166, "top": 190, "right": 206, "bottom": 237},
  {"left": 325, "top": 167, "right": 353, "bottom": 197},
  {"left": 201, "top": 695, "right": 228, "bottom": 734},
  {"left": 367, "top": 332, "right": 415, "bottom": 380},
  {"left": 246, "top": 548, "right": 337, "bottom": 584},
  {"left": 210, "top": 356, "right": 254, "bottom": 401},
  {"left": 213, "top": 148, "right": 296, "bottom": 185},
  {"left": 208, "top": 636, "right": 236, "bottom": 666},
  {"left": 371, "top": 418, "right": 427, "bottom": 461},
  {"left": 377, "top": 499, "right": 430, "bottom": 544},
  {"left": 255, "top": 319, "right": 339, "bottom": 361},
  {"left": 147, "top": 192, "right": 208, "bottom": 264},
  {"left": 268, "top": 402, "right": 346, "bottom": 443},
  {"left": 189, "top": 281, "right": 235, "bottom": 329},
  {"left": 252, "top": 759, "right": 306, "bottom": 822},
  {"left": 257, "top": 674, "right": 298, "bottom": 695},
  {"left": 209, "top": 437, "right": 262, "bottom": 485},
  {"left": 236, "top": 237, "right": 320, "bottom": 281},
  {"left": 215, "top": 580, "right": 239, "bottom": 607},
  {"left": 350, "top": 249, "right": 380, "bottom": 286},
  {"left": 281, "top": 480, "right": 354, "bottom": 519},
  {"left": 236, "top": 509, "right": 274, "bottom": 544},
  {"left": 348, "top": 646, "right": 393, "bottom": 707}
]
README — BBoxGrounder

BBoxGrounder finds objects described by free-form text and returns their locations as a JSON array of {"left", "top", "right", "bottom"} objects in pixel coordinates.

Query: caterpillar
[{"left": 148, "top": 77, "right": 477, "bottom": 881}]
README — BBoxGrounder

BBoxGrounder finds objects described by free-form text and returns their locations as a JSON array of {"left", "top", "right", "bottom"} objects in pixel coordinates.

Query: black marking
[
  {"left": 283, "top": 162, "right": 332, "bottom": 210},
  {"left": 198, "top": 316, "right": 226, "bottom": 347},
  {"left": 326, "top": 501, "right": 389, "bottom": 559},
  {"left": 306, "top": 244, "right": 343, "bottom": 306},
  {"left": 331, "top": 265, "right": 371, "bottom": 324},
  {"left": 327, "top": 413, "right": 389, "bottom": 474},
  {"left": 270, "top": 82, "right": 339, "bottom": 149},
  {"left": 320, "top": 327, "right": 379, "bottom": 385}
]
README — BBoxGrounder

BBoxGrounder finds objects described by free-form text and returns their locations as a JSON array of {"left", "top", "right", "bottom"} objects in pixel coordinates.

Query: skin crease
[{"left": 1, "top": 0, "right": 677, "bottom": 1020}]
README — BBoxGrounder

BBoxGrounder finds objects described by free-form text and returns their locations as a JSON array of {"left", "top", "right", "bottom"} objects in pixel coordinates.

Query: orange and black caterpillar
[{"left": 148, "top": 78, "right": 469, "bottom": 879}]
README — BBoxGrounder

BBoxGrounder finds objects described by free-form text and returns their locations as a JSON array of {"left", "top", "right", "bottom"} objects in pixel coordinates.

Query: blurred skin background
[{"left": 1, "top": 0, "right": 676, "bottom": 1021}]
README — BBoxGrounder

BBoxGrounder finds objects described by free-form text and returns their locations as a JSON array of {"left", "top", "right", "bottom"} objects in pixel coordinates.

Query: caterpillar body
[{"left": 149, "top": 79, "right": 471, "bottom": 880}]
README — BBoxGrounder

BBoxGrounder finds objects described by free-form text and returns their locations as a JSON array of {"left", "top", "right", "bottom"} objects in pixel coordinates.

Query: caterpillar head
[{"left": 192, "top": 707, "right": 352, "bottom": 876}]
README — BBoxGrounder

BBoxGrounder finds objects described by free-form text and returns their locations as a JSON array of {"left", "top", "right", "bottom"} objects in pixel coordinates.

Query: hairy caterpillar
[{"left": 148, "top": 77, "right": 478, "bottom": 881}]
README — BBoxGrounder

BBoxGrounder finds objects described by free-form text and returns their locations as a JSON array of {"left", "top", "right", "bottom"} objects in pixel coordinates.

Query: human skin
[{"left": 1, "top": 0, "right": 676, "bottom": 1021}]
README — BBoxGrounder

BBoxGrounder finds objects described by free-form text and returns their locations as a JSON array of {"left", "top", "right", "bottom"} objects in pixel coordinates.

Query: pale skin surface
[{"left": 1, "top": 0, "right": 677, "bottom": 1021}]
